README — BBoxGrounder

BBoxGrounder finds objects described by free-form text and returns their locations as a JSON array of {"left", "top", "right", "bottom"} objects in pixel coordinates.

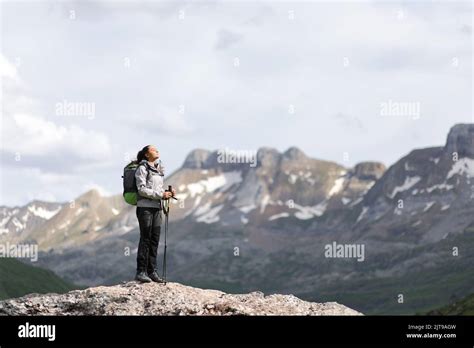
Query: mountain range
[{"left": 1, "top": 123, "right": 473, "bottom": 314}]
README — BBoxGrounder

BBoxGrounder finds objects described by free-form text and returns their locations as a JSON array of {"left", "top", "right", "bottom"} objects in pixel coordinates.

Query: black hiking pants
[{"left": 136, "top": 206, "right": 162, "bottom": 274}]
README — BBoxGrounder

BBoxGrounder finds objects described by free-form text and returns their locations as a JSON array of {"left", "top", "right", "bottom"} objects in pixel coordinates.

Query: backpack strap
[
  {"left": 136, "top": 162, "right": 151, "bottom": 202},
  {"left": 138, "top": 162, "right": 151, "bottom": 184}
]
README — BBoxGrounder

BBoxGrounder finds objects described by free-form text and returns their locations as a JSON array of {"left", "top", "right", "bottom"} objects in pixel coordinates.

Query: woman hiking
[{"left": 134, "top": 145, "right": 175, "bottom": 283}]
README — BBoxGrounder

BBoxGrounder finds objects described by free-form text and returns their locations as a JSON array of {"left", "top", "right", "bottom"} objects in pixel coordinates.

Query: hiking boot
[
  {"left": 148, "top": 271, "right": 165, "bottom": 283},
  {"left": 135, "top": 271, "right": 152, "bottom": 283}
]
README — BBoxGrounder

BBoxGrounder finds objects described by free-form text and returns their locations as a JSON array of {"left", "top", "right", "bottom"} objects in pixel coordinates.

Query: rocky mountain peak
[
  {"left": 182, "top": 149, "right": 212, "bottom": 169},
  {"left": 283, "top": 146, "right": 307, "bottom": 160},
  {"left": 256, "top": 147, "right": 280, "bottom": 168},
  {"left": 77, "top": 188, "right": 103, "bottom": 203},
  {"left": 352, "top": 162, "right": 386, "bottom": 181},
  {"left": 445, "top": 123, "right": 474, "bottom": 157},
  {"left": 0, "top": 281, "right": 362, "bottom": 316}
]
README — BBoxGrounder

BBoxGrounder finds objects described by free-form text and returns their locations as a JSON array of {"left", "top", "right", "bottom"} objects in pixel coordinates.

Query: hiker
[{"left": 134, "top": 145, "right": 175, "bottom": 283}]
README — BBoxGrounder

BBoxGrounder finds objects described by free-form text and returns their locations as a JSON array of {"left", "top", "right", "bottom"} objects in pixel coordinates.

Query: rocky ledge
[{"left": 0, "top": 281, "right": 362, "bottom": 316}]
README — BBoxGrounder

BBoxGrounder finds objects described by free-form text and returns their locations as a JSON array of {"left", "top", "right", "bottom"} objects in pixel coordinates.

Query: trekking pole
[{"left": 162, "top": 185, "right": 177, "bottom": 284}]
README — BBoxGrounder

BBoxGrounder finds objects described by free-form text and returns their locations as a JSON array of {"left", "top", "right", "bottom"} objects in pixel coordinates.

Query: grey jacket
[{"left": 135, "top": 159, "right": 165, "bottom": 209}]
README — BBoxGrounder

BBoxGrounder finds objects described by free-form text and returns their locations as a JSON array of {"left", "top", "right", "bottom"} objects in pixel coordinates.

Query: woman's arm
[{"left": 135, "top": 165, "right": 164, "bottom": 200}]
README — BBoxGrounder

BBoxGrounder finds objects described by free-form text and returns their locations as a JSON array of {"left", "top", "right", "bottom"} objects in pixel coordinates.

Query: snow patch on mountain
[
  {"left": 181, "top": 171, "right": 242, "bottom": 198},
  {"left": 196, "top": 204, "right": 224, "bottom": 224},
  {"left": 238, "top": 204, "right": 257, "bottom": 214},
  {"left": 260, "top": 195, "right": 271, "bottom": 213},
  {"left": 425, "top": 182, "right": 454, "bottom": 193},
  {"left": 441, "top": 204, "right": 450, "bottom": 211},
  {"left": 294, "top": 201, "right": 327, "bottom": 220},
  {"left": 11, "top": 217, "right": 25, "bottom": 231},
  {"left": 423, "top": 202, "right": 436, "bottom": 212},
  {"left": 389, "top": 176, "right": 421, "bottom": 199},
  {"left": 329, "top": 177, "right": 345, "bottom": 197},
  {"left": 447, "top": 158, "right": 474, "bottom": 179},
  {"left": 286, "top": 170, "right": 316, "bottom": 185},
  {"left": 28, "top": 205, "right": 61, "bottom": 219},
  {"left": 404, "top": 162, "right": 416, "bottom": 171},
  {"left": 0, "top": 215, "right": 10, "bottom": 227},
  {"left": 356, "top": 207, "right": 369, "bottom": 223},
  {"left": 349, "top": 197, "right": 363, "bottom": 207},
  {"left": 341, "top": 197, "right": 352, "bottom": 205},
  {"left": 288, "top": 174, "right": 298, "bottom": 184},
  {"left": 269, "top": 212, "right": 290, "bottom": 221},
  {"left": 194, "top": 201, "right": 212, "bottom": 216}
]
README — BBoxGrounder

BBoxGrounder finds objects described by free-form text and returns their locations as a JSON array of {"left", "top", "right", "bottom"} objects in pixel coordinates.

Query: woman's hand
[{"left": 162, "top": 191, "right": 173, "bottom": 200}]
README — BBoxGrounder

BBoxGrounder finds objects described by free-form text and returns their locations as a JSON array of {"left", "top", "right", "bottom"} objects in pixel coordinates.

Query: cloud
[
  {"left": 334, "top": 112, "right": 367, "bottom": 133},
  {"left": 242, "top": 5, "right": 275, "bottom": 26},
  {"left": 460, "top": 24, "right": 471, "bottom": 35},
  {"left": 134, "top": 106, "right": 194, "bottom": 137},
  {"left": 59, "top": 0, "right": 186, "bottom": 21},
  {"left": 81, "top": 183, "right": 111, "bottom": 197},
  {"left": 1, "top": 54, "right": 112, "bottom": 173},
  {"left": 0, "top": 54, "right": 18, "bottom": 80},
  {"left": 1, "top": 167, "right": 78, "bottom": 206},
  {"left": 2, "top": 113, "right": 113, "bottom": 172},
  {"left": 215, "top": 29, "right": 244, "bottom": 50},
  {"left": 0, "top": 1, "right": 471, "bottom": 207}
]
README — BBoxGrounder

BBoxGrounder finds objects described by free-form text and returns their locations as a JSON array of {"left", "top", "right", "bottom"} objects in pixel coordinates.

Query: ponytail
[{"left": 136, "top": 145, "right": 151, "bottom": 163}]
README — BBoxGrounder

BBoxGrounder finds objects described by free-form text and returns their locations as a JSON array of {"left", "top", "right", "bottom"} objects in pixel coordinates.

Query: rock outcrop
[
  {"left": 182, "top": 149, "right": 213, "bottom": 169},
  {"left": 0, "top": 281, "right": 362, "bottom": 316},
  {"left": 445, "top": 123, "right": 474, "bottom": 157},
  {"left": 352, "top": 162, "right": 386, "bottom": 181}
]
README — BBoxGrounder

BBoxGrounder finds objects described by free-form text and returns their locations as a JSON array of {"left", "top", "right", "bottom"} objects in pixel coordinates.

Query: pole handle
[{"left": 167, "top": 185, "right": 178, "bottom": 200}]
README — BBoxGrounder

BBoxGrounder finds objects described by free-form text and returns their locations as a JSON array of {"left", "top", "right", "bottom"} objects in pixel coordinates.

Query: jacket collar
[{"left": 139, "top": 159, "right": 158, "bottom": 172}]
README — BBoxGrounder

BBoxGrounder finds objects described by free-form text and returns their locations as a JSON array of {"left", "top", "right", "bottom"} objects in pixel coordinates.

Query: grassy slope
[
  {"left": 425, "top": 292, "right": 474, "bottom": 315},
  {"left": 0, "top": 258, "right": 79, "bottom": 301}
]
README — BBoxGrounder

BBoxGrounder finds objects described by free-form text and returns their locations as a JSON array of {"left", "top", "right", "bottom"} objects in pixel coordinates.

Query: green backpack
[{"left": 122, "top": 162, "right": 149, "bottom": 205}]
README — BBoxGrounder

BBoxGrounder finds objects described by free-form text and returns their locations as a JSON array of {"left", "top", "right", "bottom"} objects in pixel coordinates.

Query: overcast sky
[{"left": 0, "top": 0, "right": 472, "bottom": 206}]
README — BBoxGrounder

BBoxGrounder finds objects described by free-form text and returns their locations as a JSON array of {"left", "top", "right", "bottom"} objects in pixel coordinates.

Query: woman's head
[{"left": 137, "top": 145, "right": 159, "bottom": 163}]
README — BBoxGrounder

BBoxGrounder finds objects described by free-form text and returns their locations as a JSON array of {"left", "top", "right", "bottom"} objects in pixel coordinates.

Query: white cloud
[
  {"left": 0, "top": 167, "right": 113, "bottom": 206},
  {"left": 0, "top": 54, "right": 18, "bottom": 80},
  {"left": 0, "top": 1, "right": 471, "bottom": 206},
  {"left": 4, "top": 113, "right": 112, "bottom": 162},
  {"left": 215, "top": 29, "right": 244, "bottom": 50},
  {"left": 1, "top": 167, "right": 78, "bottom": 206},
  {"left": 138, "top": 106, "right": 194, "bottom": 136},
  {"left": 0, "top": 54, "right": 113, "bottom": 172},
  {"left": 81, "top": 183, "right": 111, "bottom": 197}
]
